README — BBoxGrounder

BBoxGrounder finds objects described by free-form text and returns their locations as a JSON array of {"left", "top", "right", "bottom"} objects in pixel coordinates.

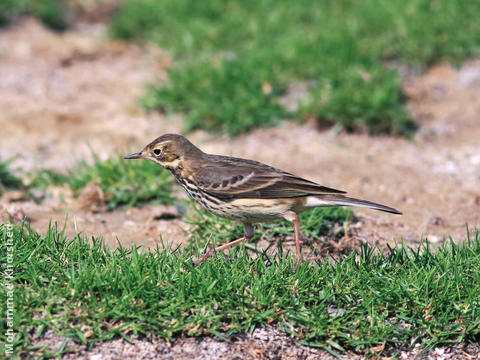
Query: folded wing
[{"left": 195, "top": 155, "right": 345, "bottom": 200}]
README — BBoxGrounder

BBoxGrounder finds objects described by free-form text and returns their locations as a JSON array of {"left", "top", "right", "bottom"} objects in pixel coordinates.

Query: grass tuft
[
  {"left": 0, "top": 0, "right": 25, "bottom": 25},
  {"left": 30, "top": 0, "right": 70, "bottom": 31},
  {"left": 30, "top": 153, "right": 174, "bottom": 209},
  {"left": 143, "top": 58, "right": 288, "bottom": 136},
  {"left": 110, "top": 0, "right": 480, "bottom": 136},
  {"left": 0, "top": 0, "right": 70, "bottom": 31},
  {"left": 0, "top": 157, "right": 23, "bottom": 194},
  {"left": 1, "top": 223, "right": 479, "bottom": 357}
]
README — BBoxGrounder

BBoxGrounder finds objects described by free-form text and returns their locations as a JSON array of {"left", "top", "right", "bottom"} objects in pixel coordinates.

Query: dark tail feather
[{"left": 320, "top": 195, "right": 402, "bottom": 215}]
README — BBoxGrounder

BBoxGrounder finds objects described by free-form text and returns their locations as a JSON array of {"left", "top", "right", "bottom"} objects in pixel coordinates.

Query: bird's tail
[{"left": 308, "top": 194, "right": 402, "bottom": 215}]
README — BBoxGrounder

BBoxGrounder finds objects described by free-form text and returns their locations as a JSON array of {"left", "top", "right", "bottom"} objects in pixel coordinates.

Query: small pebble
[
  {"left": 428, "top": 216, "right": 444, "bottom": 226},
  {"left": 427, "top": 235, "right": 441, "bottom": 243}
]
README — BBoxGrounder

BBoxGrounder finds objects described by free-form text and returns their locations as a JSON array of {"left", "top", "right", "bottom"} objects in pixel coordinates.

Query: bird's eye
[{"left": 153, "top": 149, "right": 162, "bottom": 156}]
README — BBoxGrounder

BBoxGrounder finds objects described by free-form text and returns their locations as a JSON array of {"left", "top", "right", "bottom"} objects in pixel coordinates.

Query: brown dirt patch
[
  {"left": 28, "top": 327, "right": 343, "bottom": 360},
  {"left": 26, "top": 328, "right": 480, "bottom": 360},
  {"left": 0, "top": 18, "right": 178, "bottom": 172}
]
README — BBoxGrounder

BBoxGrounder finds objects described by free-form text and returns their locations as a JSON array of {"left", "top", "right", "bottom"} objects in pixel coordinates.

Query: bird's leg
[
  {"left": 193, "top": 223, "right": 254, "bottom": 265},
  {"left": 283, "top": 211, "right": 302, "bottom": 270},
  {"left": 293, "top": 214, "right": 301, "bottom": 271}
]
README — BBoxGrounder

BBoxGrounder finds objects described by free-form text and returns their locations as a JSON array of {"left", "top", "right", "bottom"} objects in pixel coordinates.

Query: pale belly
[
  {"left": 190, "top": 190, "right": 300, "bottom": 222},
  {"left": 223, "top": 198, "right": 288, "bottom": 220}
]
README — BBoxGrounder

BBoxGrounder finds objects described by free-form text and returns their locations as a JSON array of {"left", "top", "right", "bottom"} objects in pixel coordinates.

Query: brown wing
[{"left": 194, "top": 155, "right": 345, "bottom": 200}]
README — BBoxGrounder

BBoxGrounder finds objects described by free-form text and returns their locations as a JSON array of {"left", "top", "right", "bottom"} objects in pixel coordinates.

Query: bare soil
[
  {"left": 25, "top": 328, "right": 480, "bottom": 360},
  {"left": 1, "top": 18, "right": 480, "bottom": 359}
]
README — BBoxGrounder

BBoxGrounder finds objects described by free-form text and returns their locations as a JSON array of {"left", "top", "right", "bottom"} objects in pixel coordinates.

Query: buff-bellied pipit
[{"left": 125, "top": 134, "right": 401, "bottom": 268}]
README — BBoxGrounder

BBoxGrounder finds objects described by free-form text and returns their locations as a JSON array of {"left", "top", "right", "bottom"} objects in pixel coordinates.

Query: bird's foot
[
  {"left": 192, "top": 248, "right": 215, "bottom": 266},
  {"left": 292, "top": 254, "right": 324, "bottom": 270},
  {"left": 308, "top": 255, "right": 323, "bottom": 263},
  {"left": 193, "top": 236, "right": 251, "bottom": 266},
  {"left": 292, "top": 256, "right": 302, "bottom": 272}
]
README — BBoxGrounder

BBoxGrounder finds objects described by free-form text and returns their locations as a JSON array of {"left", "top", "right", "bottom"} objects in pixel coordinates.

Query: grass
[
  {"left": 0, "top": 157, "right": 23, "bottom": 194},
  {"left": 142, "top": 58, "right": 288, "bottom": 136},
  {"left": 30, "top": 153, "right": 174, "bottom": 209},
  {"left": 110, "top": 0, "right": 480, "bottom": 136},
  {"left": 0, "top": 0, "right": 70, "bottom": 31},
  {"left": 1, "top": 223, "right": 479, "bottom": 357}
]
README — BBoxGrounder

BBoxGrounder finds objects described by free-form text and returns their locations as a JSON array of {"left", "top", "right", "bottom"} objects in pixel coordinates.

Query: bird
[{"left": 125, "top": 134, "right": 401, "bottom": 268}]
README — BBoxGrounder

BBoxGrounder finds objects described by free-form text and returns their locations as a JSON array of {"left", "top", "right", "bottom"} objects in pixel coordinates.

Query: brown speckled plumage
[{"left": 125, "top": 134, "right": 401, "bottom": 267}]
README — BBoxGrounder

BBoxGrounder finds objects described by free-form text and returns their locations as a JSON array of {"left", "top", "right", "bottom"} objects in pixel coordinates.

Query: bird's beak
[{"left": 124, "top": 151, "right": 145, "bottom": 160}]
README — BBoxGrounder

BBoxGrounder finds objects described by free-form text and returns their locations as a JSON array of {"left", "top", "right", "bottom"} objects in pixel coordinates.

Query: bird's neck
[{"left": 166, "top": 150, "right": 205, "bottom": 178}]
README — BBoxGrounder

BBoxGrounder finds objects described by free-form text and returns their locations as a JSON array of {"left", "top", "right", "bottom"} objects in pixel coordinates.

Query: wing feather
[{"left": 194, "top": 155, "right": 345, "bottom": 200}]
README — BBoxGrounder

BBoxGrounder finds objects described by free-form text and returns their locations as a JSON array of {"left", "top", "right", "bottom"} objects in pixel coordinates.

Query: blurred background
[{"left": 0, "top": 0, "right": 479, "bottom": 249}]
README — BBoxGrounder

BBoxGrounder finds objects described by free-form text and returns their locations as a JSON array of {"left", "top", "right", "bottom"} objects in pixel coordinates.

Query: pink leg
[
  {"left": 283, "top": 211, "right": 302, "bottom": 271},
  {"left": 292, "top": 213, "right": 302, "bottom": 271},
  {"left": 193, "top": 223, "right": 254, "bottom": 266},
  {"left": 193, "top": 236, "right": 252, "bottom": 265}
]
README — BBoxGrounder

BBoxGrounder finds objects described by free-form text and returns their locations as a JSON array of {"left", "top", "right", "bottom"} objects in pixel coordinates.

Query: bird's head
[{"left": 124, "top": 134, "right": 202, "bottom": 172}]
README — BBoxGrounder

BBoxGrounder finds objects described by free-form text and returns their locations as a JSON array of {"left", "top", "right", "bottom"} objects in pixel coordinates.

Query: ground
[
  {"left": 26, "top": 328, "right": 480, "bottom": 360},
  {"left": 1, "top": 19, "right": 480, "bottom": 359}
]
